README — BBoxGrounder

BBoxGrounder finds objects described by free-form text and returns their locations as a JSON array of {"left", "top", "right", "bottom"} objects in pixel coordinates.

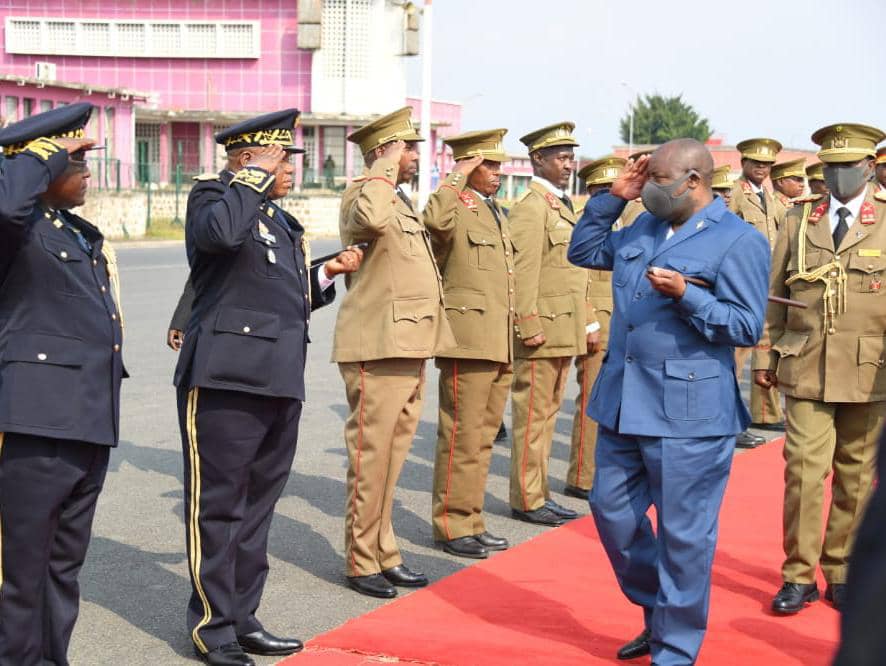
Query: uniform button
[
  {"left": 100, "top": 285, "right": 107, "bottom": 292},
  {"left": 113, "top": 344, "right": 120, "bottom": 352},
  {"left": 869, "top": 264, "right": 875, "bottom": 270},
  {"left": 635, "top": 292, "right": 642, "bottom": 299},
  {"left": 627, "top": 324, "right": 634, "bottom": 331},
  {"left": 508, "top": 269, "right": 513, "bottom": 274},
  {"left": 835, "top": 254, "right": 840, "bottom": 260},
  {"left": 460, "top": 306, "right": 466, "bottom": 311},
  {"left": 243, "top": 326, "right": 251, "bottom": 333},
  {"left": 828, "top": 327, "right": 836, "bottom": 334},
  {"left": 60, "top": 250, "right": 68, "bottom": 259},
  {"left": 688, "top": 372, "right": 696, "bottom": 380},
  {"left": 37, "top": 353, "right": 47, "bottom": 361},
  {"left": 304, "top": 292, "right": 309, "bottom": 298},
  {"left": 509, "top": 289, "right": 514, "bottom": 294},
  {"left": 509, "top": 307, "right": 514, "bottom": 312},
  {"left": 830, "top": 271, "right": 837, "bottom": 277},
  {"left": 93, "top": 259, "right": 98, "bottom": 266},
  {"left": 626, "top": 355, "right": 634, "bottom": 363},
  {"left": 111, "top": 313, "right": 117, "bottom": 320},
  {"left": 505, "top": 251, "right": 511, "bottom": 256}
]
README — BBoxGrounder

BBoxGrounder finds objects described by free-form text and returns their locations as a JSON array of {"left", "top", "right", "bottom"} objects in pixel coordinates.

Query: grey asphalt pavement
[{"left": 67, "top": 241, "right": 775, "bottom": 665}]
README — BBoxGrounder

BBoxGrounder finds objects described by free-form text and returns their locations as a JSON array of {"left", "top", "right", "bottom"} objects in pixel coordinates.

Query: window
[
  {"left": 322, "top": 126, "right": 346, "bottom": 178},
  {"left": 135, "top": 123, "right": 161, "bottom": 184},
  {"left": 22, "top": 98, "right": 34, "bottom": 117},
  {"left": 4, "top": 17, "right": 260, "bottom": 58},
  {"left": 4, "top": 97, "right": 18, "bottom": 124},
  {"left": 302, "top": 126, "right": 316, "bottom": 183},
  {"left": 39, "top": 100, "right": 53, "bottom": 113},
  {"left": 211, "top": 124, "right": 231, "bottom": 172},
  {"left": 319, "top": 0, "right": 371, "bottom": 80}
]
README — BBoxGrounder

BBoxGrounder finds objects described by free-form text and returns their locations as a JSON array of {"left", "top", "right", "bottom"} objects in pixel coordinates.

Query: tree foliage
[{"left": 619, "top": 94, "right": 712, "bottom": 144}]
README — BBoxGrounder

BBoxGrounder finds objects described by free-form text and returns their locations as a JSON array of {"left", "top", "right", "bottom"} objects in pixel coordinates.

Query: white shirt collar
[
  {"left": 472, "top": 188, "right": 491, "bottom": 202},
  {"left": 829, "top": 189, "right": 867, "bottom": 226},
  {"left": 749, "top": 179, "right": 764, "bottom": 195},
  {"left": 531, "top": 175, "right": 566, "bottom": 199}
]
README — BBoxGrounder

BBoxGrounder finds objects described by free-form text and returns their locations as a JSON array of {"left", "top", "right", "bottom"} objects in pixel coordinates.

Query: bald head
[{"left": 649, "top": 138, "right": 714, "bottom": 186}]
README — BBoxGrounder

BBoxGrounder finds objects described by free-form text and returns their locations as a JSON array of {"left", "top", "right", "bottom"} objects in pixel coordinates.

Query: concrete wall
[{"left": 74, "top": 188, "right": 343, "bottom": 240}]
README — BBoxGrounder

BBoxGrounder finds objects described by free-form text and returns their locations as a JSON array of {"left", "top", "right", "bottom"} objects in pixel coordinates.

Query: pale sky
[{"left": 406, "top": 0, "right": 886, "bottom": 158}]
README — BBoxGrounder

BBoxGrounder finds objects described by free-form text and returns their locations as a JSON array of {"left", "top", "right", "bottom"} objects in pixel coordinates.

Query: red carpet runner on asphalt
[{"left": 284, "top": 438, "right": 838, "bottom": 665}]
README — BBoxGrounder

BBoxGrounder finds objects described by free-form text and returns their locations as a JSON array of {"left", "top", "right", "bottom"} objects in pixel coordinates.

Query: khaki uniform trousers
[
  {"left": 782, "top": 396, "right": 883, "bottom": 584},
  {"left": 432, "top": 358, "right": 513, "bottom": 541},
  {"left": 735, "top": 346, "right": 783, "bottom": 424},
  {"left": 339, "top": 358, "right": 426, "bottom": 577},
  {"left": 509, "top": 356, "right": 571, "bottom": 511},
  {"left": 567, "top": 351, "right": 604, "bottom": 491}
]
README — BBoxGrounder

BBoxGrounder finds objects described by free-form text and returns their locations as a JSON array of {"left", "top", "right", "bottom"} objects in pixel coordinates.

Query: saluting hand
[
  {"left": 55, "top": 137, "right": 96, "bottom": 156},
  {"left": 379, "top": 139, "right": 407, "bottom": 164},
  {"left": 610, "top": 154, "right": 650, "bottom": 201},
  {"left": 324, "top": 245, "right": 365, "bottom": 277},
  {"left": 247, "top": 144, "right": 286, "bottom": 174},
  {"left": 454, "top": 155, "right": 484, "bottom": 176}
]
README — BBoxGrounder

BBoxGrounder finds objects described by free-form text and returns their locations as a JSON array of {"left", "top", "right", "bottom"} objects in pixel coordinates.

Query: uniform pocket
[
  {"left": 547, "top": 226, "right": 572, "bottom": 266},
  {"left": 1, "top": 332, "right": 84, "bottom": 429},
  {"left": 537, "top": 294, "right": 577, "bottom": 348},
  {"left": 393, "top": 298, "right": 436, "bottom": 351},
  {"left": 444, "top": 290, "right": 487, "bottom": 350},
  {"left": 772, "top": 330, "right": 809, "bottom": 388},
  {"left": 847, "top": 253, "right": 886, "bottom": 293},
  {"left": 398, "top": 215, "right": 426, "bottom": 256},
  {"left": 613, "top": 244, "right": 644, "bottom": 287},
  {"left": 858, "top": 335, "right": 886, "bottom": 395},
  {"left": 466, "top": 230, "right": 498, "bottom": 271},
  {"left": 663, "top": 358, "right": 720, "bottom": 421},
  {"left": 39, "top": 233, "right": 86, "bottom": 297},
  {"left": 206, "top": 307, "right": 280, "bottom": 388}
]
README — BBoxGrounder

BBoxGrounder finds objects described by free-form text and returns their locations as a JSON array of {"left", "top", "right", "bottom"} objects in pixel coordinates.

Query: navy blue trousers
[{"left": 589, "top": 426, "right": 734, "bottom": 666}]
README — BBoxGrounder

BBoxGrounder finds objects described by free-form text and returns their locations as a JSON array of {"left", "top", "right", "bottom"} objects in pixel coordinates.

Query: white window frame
[{"left": 4, "top": 17, "right": 261, "bottom": 59}]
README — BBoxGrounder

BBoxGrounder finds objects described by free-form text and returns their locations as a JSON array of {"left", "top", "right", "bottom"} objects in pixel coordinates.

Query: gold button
[
  {"left": 508, "top": 269, "right": 513, "bottom": 274},
  {"left": 37, "top": 353, "right": 47, "bottom": 361},
  {"left": 509, "top": 289, "right": 514, "bottom": 294},
  {"left": 869, "top": 265, "right": 875, "bottom": 270},
  {"left": 830, "top": 271, "right": 837, "bottom": 277},
  {"left": 510, "top": 307, "right": 514, "bottom": 312},
  {"left": 460, "top": 306, "right": 466, "bottom": 311},
  {"left": 113, "top": 344, "right": 120, "bottom": 352},
  {"left": 505, "top": 252, "right": 511, "bottom": 257},
  {"left": 60, "top": 251, "right": 68, "bottom": 259},
  {"left": 828, "top": 327, "right": 836, "bottom": 334},
  {"left": 835, "top": 254, "right": 840, "bottom": 260},
  {"left": 243, "top": 326, "right": 251, "bottom": 333}
]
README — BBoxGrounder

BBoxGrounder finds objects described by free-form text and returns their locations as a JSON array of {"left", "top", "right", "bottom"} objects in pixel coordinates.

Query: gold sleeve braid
[{"left": 101, "top": 241, "right": 124, "bottom": 337}]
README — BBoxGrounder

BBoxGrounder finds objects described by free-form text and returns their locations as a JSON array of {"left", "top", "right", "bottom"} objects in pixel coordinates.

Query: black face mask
[{"left": 641, "top": 171, "right": 696, "bottom": 222}]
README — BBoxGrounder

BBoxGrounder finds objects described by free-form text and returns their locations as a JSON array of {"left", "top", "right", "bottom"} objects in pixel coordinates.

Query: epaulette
[
  {"left": 789, "top": 193, "right": 823, "bottom": 206},
  {"left": 575, "top": 203, "right": 586, "bottom": 216},
  {"left": 874, "top": 190, "right": 886, "bottom": 203},
  {"left": 543, "top": 191, "right": 561, "bottom": 210},
  {"left": 739, "top": 180, "right": 752, "bottom": 194},
  {"left": 192, "top": 173, "right": 221, "bottom": 182}
]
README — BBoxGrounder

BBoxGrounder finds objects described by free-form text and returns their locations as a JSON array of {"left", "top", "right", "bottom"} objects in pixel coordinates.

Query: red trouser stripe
[
  {"left": 441, "top": 360, "right": 459, "bottom": 540},
  {"left": 520, "top": 360, "right": 536, "bottom": 511}
]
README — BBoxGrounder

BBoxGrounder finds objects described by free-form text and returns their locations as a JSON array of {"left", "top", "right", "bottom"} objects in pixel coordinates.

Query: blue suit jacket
[{"left": 567, "top": 193, "right": 770, "bottom": 438}]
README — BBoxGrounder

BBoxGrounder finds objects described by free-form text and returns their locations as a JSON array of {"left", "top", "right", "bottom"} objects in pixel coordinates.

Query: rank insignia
[
  {"left": 860, "top": 201, "right": 876, "bottom": 225},
  {"left": 808, "top": 200, "right": 829, "bottom": 224},
  {"left": 52, "top": 219, "right": 63, "bottom": 229},
  {"left": 871, "top": 277, "right": 881, "bottom": 291},
  {"left": 696, "top": 220, "right": 705, "bottom": 230},
  {"left": 267, "top": 249, "right": 277, "bottom": 264},
  {"left": 258, "top": 222, "right": 276, "bottom": 244},
  {"left": 458, "top": 190, "right": 479, "bottom": 213},
  {"left": 543, "top": 192, "right": 561, "bottom": 210},
  {"left": 740, "top": 180, "right": 753, "bottom": 194}
]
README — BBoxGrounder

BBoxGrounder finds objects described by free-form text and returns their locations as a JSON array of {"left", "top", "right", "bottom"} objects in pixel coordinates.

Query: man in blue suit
[{"left": 567, "top": 139, "right": 770, "bottom": 665}]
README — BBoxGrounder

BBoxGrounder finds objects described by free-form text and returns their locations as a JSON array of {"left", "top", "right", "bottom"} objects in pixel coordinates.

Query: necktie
[
  {"left": 485, "top": 198, "right": 502, "bottom": 227},
  {"left": 833, "top": 207, "right": 850, "bottom": 249},
  {"left": 560, "top": 195, "right": 574, "bottom": 213},
  {"left": 756, "top": 190, "right": 767, "bottom": 213},
  {"left": 396, "top": 188, "right": 414, "bottom": 212}
]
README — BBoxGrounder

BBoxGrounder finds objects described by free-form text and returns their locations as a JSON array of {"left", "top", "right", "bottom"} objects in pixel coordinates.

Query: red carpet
[{"left": 284, "top": 438, "right": 839, "bottom": 665}]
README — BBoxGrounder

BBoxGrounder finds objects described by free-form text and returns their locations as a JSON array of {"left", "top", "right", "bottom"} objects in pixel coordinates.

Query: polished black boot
[
  {"left": 474, "top": 531, "right": 509, "bottom": 551},
  {"left": 441, "top": 535, "right": 488, "bottom": 559},
  {"left": 771, "top": 582, "right": 819, "bottom": 614},
  {"left": 347, "top": 573, "right": 397, "bottom": 599},
  {"left": 617, "top": 628, "right": 651, "bottom": 660},
  {"left": 237, "top": 630, "right": 303, "bottom": 656},
  {"left": 382, "top": 564, "right": 429, "bottom": 587}
]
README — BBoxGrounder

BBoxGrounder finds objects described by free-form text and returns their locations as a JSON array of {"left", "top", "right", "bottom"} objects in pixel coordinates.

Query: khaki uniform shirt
[
  {"left": 332, "top": 157, "right": 455, "bottom": 362},
  {"left": 753, "top": 187, "right": 886, "bottom": 402},
  {"left": 510, "top": 180, "right": 595, "bottom": 359},
  {"left": 729, "top": 177, "right": 782, "bottom": 248},
  {"left": 423, "top": 172, "right": 515, "bottom": 363}
]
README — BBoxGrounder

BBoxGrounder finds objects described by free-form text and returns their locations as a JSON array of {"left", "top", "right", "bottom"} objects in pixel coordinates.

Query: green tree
[{"left": 620, "top": 94, "right": 712, "bottom": 145}]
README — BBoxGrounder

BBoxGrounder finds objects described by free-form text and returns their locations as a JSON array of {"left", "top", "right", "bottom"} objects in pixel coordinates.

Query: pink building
[{"left": 0, "top": 0, "right": 462, "bottom": 189}]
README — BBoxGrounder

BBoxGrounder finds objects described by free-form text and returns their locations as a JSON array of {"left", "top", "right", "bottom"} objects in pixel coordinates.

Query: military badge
[
  {"left": 267, "top": 249, "right": 277, "bottom": 264},
  {"left": 808, "top": 200, "right": 829, "bottom": 224},
  {"left": 458, "top": 190, "right": 479, "bottom": 213},
  {"left": 258, "top": 221, "right": 276, "bottom": 244},
  {"left": 871, "top": 277, "right": 881, "bottom": 291},
  {"left": 860, "top": 201, "right": 876, "bottom": 225},
  {"left": 543, "top": 192, "right": 561, "bottom": 210}
]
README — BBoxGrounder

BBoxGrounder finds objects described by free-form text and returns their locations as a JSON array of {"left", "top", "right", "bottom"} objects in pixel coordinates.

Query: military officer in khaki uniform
[
  {"left": 771, "top": 158, "right": 807, "bottom": 216},
  {"left": 508, "top": 122, "right": 595, "bottom": 525},
  {"left": 712, "top": 164, "right": 734, "bottom": 205},
  {"left": 423, "top": 129, "right": 515, "bottom": 559},
  {"left": 333, "top": 107, "right": 455, "bottom": 599},
  {"left": 876, "top": 146, "right": 886, "bottom": 191},
  {"left": 730, "top": 137, "right": 785, "bottom": 441},
  {"left": 754, "top": 123, "right": 886, "bottom": 615},
  {"left": 564, "top": 156, "right": 626, "bottom": 499},
  {"left": 807, "top": 161, "right": 829, "bottom": 197}
]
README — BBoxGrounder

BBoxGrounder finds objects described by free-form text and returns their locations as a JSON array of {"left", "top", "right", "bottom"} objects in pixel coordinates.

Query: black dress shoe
[
  {"left": 752, "top": 420, "right": 785, "bottom": 431},
  {"left": 382, "top": 564, "right": 429, "bottom": 587},
  {"left": 771, "top": 582, "right": 819, "bottom": 614},
  {"left": 237, "top": 629, "right": 303, "bottom": 656},
  {"left": 195, "top": 642, "right": 255, "bottom": 666},
  {"left": 825, "top": 583, "right": 847, "bottom": 610},
  {"left": 736, "top": 431, "right": 766, "bottom": 448},
  {"left": 511, "top": 506, "right": 564, "bottom": 526},
  {"left": 494, "top": 423, "right": 508, "bottom": 441},
  {"left": 347, "top": 573, "right": 397, "bottom": 599},
  {"left": 442, "top": 535, "right": 488, "bottom": 559},
  {"left": 545, "top": 499, "right": 579, "bottom": 520},
  {"left": 474, "top": 531, "right": 509, "bottom": 551},
  {"left": 563, "top": 484, "right": 589, "bottom": 500},
  {"left": 617, "top": 628, "right": 651, "bottom": 660}
]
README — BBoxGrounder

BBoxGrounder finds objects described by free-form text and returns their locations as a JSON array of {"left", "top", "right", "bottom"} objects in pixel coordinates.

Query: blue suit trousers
[{"left": 589, "top": 426, "right": 734, "bottom": 665}]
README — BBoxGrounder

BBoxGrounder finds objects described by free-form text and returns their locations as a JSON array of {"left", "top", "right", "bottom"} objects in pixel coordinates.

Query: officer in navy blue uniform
[
  {"left": 567, "top": 140, "right": 770, "bottom": 665},
  {"left": 174, "top": 109, "right": 363, "bottom": 666},
  {"left": 0, "top": 103, "right": 126, "bottom": 666}
]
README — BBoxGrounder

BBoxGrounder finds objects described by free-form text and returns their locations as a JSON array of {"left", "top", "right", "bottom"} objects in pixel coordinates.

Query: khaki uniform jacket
[
  {"left": 753, "top": 187, "right": 886, "bottom": 402},
  {"left": 423, "top": 172, "right": 516, "bottom": 363},
  {"left": 332, "top": 157, "right": 455, "bottom": 362},
  {"left": 729, "top": 177, "right": 782, "bottom": 248},
  {"left": 510, "top": 180, "right": 595, "bottom": 359}
]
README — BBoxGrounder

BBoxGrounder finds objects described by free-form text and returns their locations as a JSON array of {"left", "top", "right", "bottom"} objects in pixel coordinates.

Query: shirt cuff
[
  {"left": 586, "top": 322, "right": 601, "bottom": 334},
  {"left": 318, "top": 265, "right": 336, "bottom": 291},
  {"left": 673, "top": 282, "right": 714, "bottom": 316}
]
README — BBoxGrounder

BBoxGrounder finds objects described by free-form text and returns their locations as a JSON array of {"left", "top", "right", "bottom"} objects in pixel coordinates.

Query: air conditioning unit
[{"left": 35, "top": 61, "right": 57, "bottom": 81}]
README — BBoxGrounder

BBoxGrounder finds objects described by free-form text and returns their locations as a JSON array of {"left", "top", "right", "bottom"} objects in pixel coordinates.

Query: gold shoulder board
[{"left": 192, "top": 173, "right": 221, "bottom": 182}]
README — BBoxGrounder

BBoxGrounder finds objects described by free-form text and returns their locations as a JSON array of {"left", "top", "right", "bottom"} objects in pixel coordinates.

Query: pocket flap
[
  {"left": 664, "top": 256, "right": 709, "bottom": 276},
  {"left": 444, "top": 291, "right": 486, "bottom": 313},
  {"left": 397, "top": 215, "right": 424, "bottom": 234},
  {"left": 664, "top": 358, "right": 720, "bottom": 381},
  {"left": 618, "top": 244, "right": 644, "bottom": 261},
  {"left": 467, "top": 230, "right": 498, "bottom": 247},
  {"left": 537, "top": 294, "right": 575, "bottom": 319},
  {"left": 393, "top": 298, "right": 436, "bottom": 323},
  {"left": 849, "top": 253, "right": 886, "bottom": 274},
  {"left": 3, "top": 332, "right": 85, "bottom": 366},
  {"left": 772, "top": 330, "right": 810, "bottom": 358},
  {"left": 214, "top": 307, "right": 280, "bottom": 340},
  {"left": 547, "top": 228, "right": 572, "bottom": 246},
  {"left": 858, "top": 335, "right": 886, "bottom": 367},
  {"left": 40, "top": 233, "right": 84, "bottom": 263}
]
